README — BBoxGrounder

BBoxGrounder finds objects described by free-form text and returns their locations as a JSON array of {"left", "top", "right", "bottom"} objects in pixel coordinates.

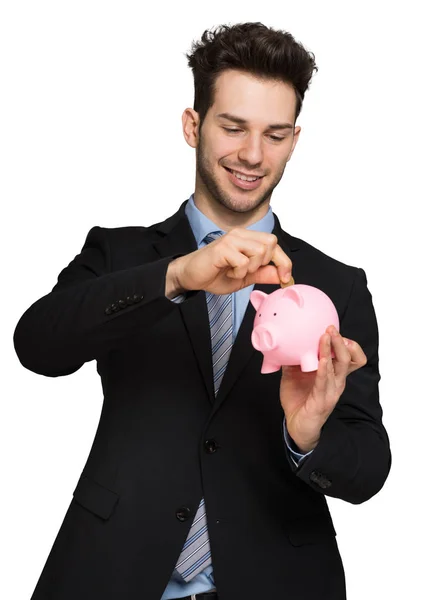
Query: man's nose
[{"left": 237, "top": 134, "right": 264, "bottom": 167}]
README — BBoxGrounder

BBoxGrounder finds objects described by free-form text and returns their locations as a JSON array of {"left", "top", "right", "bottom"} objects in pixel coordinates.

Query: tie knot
[{"left": 203, "top": 231, "right": 224, "bottom": 245}]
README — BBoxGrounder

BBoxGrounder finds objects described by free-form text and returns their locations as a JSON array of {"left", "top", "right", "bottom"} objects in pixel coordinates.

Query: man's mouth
[{"left": 224, "top": 167, "right": 264, "bottom": 182}]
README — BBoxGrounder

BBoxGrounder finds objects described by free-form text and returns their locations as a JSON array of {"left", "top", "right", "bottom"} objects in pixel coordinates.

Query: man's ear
[
  {"left": 182, "top": 108, "right": 201, "bottom": 148},
  {"left": 287, "top": 125, "right": 301, "bottom": 162}
]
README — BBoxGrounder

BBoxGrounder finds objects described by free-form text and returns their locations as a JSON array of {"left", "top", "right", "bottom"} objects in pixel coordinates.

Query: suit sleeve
[
  {"left": 284, "top": 267, "right": 392, "bottom": 504},
  {"left": 13, "top": 226, "right": 193, "bottom": 377}
]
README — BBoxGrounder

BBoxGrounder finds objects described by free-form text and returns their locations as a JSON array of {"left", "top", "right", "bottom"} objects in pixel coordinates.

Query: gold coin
[{"left": 280, "top": 276, "right": 295, "bottom": 288}]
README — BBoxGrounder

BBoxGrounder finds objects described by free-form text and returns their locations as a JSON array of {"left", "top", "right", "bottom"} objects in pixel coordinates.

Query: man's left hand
[{"left": 280, "top": 325, "right": 367, "bottom": 453}]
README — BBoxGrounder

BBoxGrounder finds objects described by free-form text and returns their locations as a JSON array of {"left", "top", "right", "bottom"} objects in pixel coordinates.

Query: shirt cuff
[
  {"left": 170, "top": 293, "right": 187, "bottom": 303},
  {"left": 283, "top": 416, "right": 314, "bottom": 466}
]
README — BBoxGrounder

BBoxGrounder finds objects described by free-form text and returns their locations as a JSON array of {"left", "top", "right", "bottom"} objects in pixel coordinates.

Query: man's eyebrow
[{"left": 216, "top": 112, "right": 294, "bottom": 130}]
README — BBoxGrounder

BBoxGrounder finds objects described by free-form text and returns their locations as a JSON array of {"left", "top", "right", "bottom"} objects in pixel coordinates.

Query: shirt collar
[{"left": 184, "top": 192, "right": 275, "bottom": 246}]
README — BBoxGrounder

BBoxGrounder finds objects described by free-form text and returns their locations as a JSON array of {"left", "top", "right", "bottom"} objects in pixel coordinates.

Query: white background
[{"left": 1, "top": 1, "right": 433, "bottom": 598}]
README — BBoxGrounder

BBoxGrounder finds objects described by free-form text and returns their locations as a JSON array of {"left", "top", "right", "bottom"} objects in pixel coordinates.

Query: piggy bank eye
[{"left": 273, "top": 313, "right": 276, "bottom": 316}]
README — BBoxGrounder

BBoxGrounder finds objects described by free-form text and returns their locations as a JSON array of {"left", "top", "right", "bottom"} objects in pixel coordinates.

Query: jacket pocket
[
  {"left": 72, "top": 474, "right": 120, "bottom": 520},
  {"left": 286, "top": 513, "right": 337, "bottom": 546}
]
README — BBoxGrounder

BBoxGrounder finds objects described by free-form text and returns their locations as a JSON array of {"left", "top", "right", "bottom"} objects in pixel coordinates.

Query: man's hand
[
  {"left": 280, "top": 325, "right": 367, "bottom": 453},
  {"left": 166, "top": 228, "right": 293, "bottom": 296}
]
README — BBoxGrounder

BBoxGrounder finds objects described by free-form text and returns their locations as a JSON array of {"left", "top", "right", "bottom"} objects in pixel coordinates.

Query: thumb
[
  {"left": 281, "top": 365, "right": 295, "bottom": 377},
  {"left": 245, "top": 264, "right": 282, "bottom": 286}
]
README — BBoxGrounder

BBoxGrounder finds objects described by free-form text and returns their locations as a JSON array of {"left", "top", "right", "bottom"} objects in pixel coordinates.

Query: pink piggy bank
[{"left": 250, "top": 285, "right": 339, "bottom": 373}]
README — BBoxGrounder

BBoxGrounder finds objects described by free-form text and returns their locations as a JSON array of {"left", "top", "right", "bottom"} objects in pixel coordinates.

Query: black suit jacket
[{"left": 14, "top": 199, "right": 391, "bottom": 600}]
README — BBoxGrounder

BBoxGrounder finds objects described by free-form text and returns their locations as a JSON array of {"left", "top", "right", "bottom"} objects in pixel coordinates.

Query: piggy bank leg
[
  {"left": 300, "top": 353, "right": 319, "bottom": 372},
  {"left": 261, "top": 357, "right": 281, "bottom": 374}
]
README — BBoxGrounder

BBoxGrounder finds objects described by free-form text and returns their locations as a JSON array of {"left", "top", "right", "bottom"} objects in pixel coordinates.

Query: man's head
[{"left": 182, "top": 22, "right": 318, "bottom": 225}]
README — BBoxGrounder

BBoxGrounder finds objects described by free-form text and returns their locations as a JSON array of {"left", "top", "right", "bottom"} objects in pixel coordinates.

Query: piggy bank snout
[{"left": 252, "top": 324, "right": 278, "bottom": 352}]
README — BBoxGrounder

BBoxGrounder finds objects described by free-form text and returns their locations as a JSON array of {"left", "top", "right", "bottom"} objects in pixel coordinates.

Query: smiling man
[
  {"left": 15, "top": 22, "right": 391, "bottom": 600},
  {"left": 190, "top": 70, "right": 300, "bottom": 227}
]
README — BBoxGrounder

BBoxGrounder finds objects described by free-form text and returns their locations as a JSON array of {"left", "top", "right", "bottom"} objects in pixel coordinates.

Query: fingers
[
  {"left": 312, "top": 340, "right": 335, "bottom": 411},
  {"left": 324, "top": 328, "right": 351, "bottom": 382},
  {"left": 315, "top": 331, "right": 347, "bottom": 398},
  {"left": 325, "top": 325, "right": 367, "bottom": 376},
  {"left": 220, "top": 239, "right": 270, "bottom": 280},
  {"left": 311, "top": 328, "right": 367, "bottom": 418},
  {"left": 223, "top": 229, "right": 293, "bottom": 283},
  {"left": 222, "top": 247, "right": 251, "bottom": 280},
  {"left": 271, "top": 244, "right": 293, "bottom": 282},
  {"left": 344, "top": 338, "right": 367, "bottom": 373}
]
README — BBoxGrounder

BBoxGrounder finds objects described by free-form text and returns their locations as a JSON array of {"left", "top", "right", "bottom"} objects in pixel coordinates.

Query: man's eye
[{"left": 222, "top": 127, "right": 284, "bottom": 142}]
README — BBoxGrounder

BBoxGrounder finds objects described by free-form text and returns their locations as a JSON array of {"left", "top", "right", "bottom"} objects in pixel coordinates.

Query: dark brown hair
[{"left": 185, "top": 22, "right": 318, "bottom": 129}]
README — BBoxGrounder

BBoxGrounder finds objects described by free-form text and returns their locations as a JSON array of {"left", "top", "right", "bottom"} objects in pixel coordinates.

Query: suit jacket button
[
  {"left": 132, "top": 293, "right": 142, "bottom": 303},
  {"left": 309, "top": 470, "right": 322, "bottom": 483},
  {"left": 111, "top": 303, "right": 120, "bottom": 312},
  {"left": 309, "top": 470, "right": 332, "bottom": 488},
  {"left": 204, "top": 439, "right": 219, "bottom": 454},
  {"left": 118, "top": 299, "right": 127, "bottom": 309},
  {"left": 105, "top": 306, "right": 112, "bottom": 315},
  {"left": 126, "top": 296, "right": 134, "bottom": 305},
  {"left": 176, "top": 507, "right": 191, "bottom": 522}
]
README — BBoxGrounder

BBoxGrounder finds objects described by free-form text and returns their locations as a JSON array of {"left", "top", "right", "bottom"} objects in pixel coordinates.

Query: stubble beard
[{"left": 196, "top": 134, "right": 286, "bottom": 215}]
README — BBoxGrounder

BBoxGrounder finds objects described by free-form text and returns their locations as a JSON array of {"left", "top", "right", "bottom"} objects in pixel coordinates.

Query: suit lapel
[{"left": 152, "top": 199, "right": 300, "bottom": 411}]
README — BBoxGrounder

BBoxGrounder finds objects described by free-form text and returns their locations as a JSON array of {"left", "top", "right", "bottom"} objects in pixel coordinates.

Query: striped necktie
[{"left": 175, "top": 230, "right": 233, "bottom": 582}]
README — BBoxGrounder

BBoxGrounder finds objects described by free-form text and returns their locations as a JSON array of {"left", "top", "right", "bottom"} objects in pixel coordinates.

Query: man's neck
[{"left": 193, "top": 188, "right": 271, "bottom": 232}]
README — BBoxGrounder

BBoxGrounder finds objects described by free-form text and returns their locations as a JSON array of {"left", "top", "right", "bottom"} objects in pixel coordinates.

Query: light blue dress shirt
[{"left": 161, "top": 193, "right": 313, "bottom": 599}]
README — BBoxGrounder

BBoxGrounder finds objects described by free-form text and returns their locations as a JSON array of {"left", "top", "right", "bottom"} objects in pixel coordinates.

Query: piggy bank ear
[
  {"left": 250, "top": 290, "right": 268, "bottom": 311},
  {"left": 282, "top": 286, "right": 304, "bottom": 308}
]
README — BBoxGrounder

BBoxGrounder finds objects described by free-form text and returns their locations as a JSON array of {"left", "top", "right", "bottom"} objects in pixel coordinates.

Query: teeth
[{"left": 231, "top": 169, "right": 259, "bottom": 182}]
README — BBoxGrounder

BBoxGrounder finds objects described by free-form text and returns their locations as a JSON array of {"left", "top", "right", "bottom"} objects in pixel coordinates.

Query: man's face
[{"left": 195, "top": 69, "right": 300, "bottom": 215}]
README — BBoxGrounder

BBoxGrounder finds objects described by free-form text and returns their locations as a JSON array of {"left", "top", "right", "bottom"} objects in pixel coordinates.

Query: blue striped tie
[{"left": 175, "top": 230, "right": 233, "bottom": 582}]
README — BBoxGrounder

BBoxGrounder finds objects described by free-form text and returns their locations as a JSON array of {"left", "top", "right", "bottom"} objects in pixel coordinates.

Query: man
[{"left": 14, "top": 22, "right": 391, "bottom": 600}]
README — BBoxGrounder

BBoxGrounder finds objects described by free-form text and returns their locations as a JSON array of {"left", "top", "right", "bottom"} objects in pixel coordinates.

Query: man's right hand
[{"left": 166, "top": 228, "right": 293, "bottom": 297}]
